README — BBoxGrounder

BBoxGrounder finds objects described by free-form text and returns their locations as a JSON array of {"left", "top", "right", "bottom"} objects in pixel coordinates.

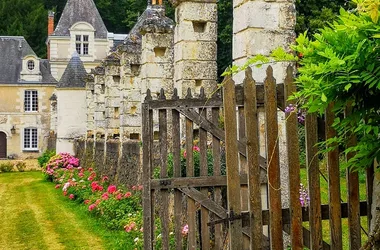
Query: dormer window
[
  {"left": 27, "top": 60, "right": 35, "bottom": 71},
  {"left": 76, "top": 35, "right": 89, "bottom": 55}
]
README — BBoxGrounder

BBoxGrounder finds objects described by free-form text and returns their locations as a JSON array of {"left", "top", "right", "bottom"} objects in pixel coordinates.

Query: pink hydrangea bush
[{"left": 43, "top": 152, "right": 80, "bottom": 180}]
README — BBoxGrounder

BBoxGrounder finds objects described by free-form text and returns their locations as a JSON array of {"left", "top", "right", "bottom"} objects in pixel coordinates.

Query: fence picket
[
  {"left": 345, "top": 106, "right": 361, "bottom": 249},
  {"left": 284, "top": 65, "right": 303, "bottom": 249},
  {"left": 199, "top": 105, "right": 210, "bottom": 249},
  {"left": 212, "top": 107, "right": 223, "bottom": 249},
  {"left": 223, "top": 75, "right": 243, "bottom": 250},
  {"left": 243, "top": 67, "right": 263, "bottom": 249},
  {"left": 264, "top": 66, "right": 283, "bottom": 249},
  {"left": 305, "top": 113, "right": 323, "bottom": 250},
  {"left": 186, "top": 110, "right": 197, "bottom": 249},
  {"left": 159, "top": 89, "right": 170, "bottom": 250},
  {"left": 172, "top": 89, "right": 183, "bottom": 250},
  {"left": 326, "top": 104, "right": 343, "bottom": 249},
  {"left": 142, "top": 97, "right": 153, "bottom": 250}
]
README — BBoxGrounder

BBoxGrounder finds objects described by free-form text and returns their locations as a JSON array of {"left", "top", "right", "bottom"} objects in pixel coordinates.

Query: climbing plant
[{"left": 291, "top": 0, "right": 380, "bottom": 171}]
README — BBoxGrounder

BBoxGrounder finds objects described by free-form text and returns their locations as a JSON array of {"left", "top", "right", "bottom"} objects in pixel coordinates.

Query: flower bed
[{"left": 43, "top": 153, "right": 145, "bottom": 248}]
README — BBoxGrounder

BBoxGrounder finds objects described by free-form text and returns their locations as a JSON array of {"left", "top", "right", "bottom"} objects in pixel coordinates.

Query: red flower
[
  {"left": 101, "top": 192, "right": 109, "bottom": 200},
  {"left": 69, "top": 194, "right": 74, "bottom": 200},
  {"left": 124, "top": 192, "right": 132, "bottom": 198},
  {"left": 84, "top": 199, "right": 90, "bottom": 204},
  {"left": 107, "top": 185, "right": 117, "bottom": 194},
  {"left": 116, "top": 193, "right": 123, "bottom": 200},
  {"left": 55, "top": 184, "right": 61, "bottom": 189},
  {"left": 88, "top": 204, "right": 96, "bottom": 211},
  {"left": 102, "top": 176, "right": 109, "bottom": 182},
  {"left": 193, "top": 145, "right": 200, "bottom": 152}
]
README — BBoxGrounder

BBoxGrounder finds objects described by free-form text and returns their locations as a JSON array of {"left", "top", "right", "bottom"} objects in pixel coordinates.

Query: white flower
[
  {"left": 134, "top": 237, "right": 139, "bottom": 242},
  {"left": 62, "top": 182, "right": 70, "bottom": 191},
  {"left": 157, "top": 234, "right": 162, "bottom": 239}
]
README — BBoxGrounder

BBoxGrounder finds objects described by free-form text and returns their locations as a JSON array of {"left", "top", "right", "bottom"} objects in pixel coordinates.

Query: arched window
[{"left": 27, "top": 60, "right": 35, "bottom": 71}]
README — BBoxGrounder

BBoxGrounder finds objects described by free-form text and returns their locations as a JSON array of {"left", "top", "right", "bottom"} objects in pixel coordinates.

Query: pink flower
[
  {"left": 107, "top": 185, "right": 117, "bottom": 194},
  {"left": 116, "top": 193, "right": 123, "bottom": 200},
  {"left": 138, "top": 185, "right": 143, "bottom": 191},
  {"left": 193, "top": 145, "right": 200, "bottom": 152},
  {"left": 183, "top": 151, "right": 187, "bottom": 158},
  {"left": 88, "top": 204, "right": 96, "bottom": 211},
  {"left": 88, "top": 176, "right": 94, "bottom": 181},
  {"left": 84, "top": 200, "right": 90, "bottom": 204},
  {"left": 140, "top": 227, "right": 143, "bottom": 232},
  {"left": 102, "top": 176, "right": 109, "bottom": 182},
  {"left": 55, "top": 184, "right": 61, "bottom": 189},
  {"left": 78, "top": 172, "right": 84, "bottom": 178},
  {"left": 132, "top": 185, "right": 137, "bottom": 190},
  {"left": 95, "top": 199, "right": 101, "bottom": 205},
  {"left": 182, "top": 224, "right": 189, "bottom": 236},
  {"left": 124, "top": 192, "right": 132, "bottom": 198},
  {"left": 101, "top": 192, "right": 109, "bottom": 200},
  {"left": 88, "top": 168, "right": 93, "bottom": 172},
  {"left": 69, "top": 194, "right": 74, "bottom": 200},
  {"left": 63, "top": 191, "right": 67, "bottom": 196}
]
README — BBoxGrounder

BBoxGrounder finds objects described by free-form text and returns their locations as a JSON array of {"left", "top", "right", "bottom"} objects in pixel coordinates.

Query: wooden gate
[
  {"left": 0, "top": 132, "right": 7, "bottom": 159},
  {"left": 142, "top": 66, "right": 371, "bottom": 249}
]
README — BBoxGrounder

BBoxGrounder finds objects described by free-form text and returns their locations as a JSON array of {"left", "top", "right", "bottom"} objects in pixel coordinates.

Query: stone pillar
[
  {"left": 86, "top": 75, "right": 95, "bottom": 138},
  {"left": 172, "top": 0, "right": 218, "bottom": 97},
  {"left": 103, "top": 53, "right": 122, "bottom": 140},
  {"left": 233, "top": 0, "right": 296, "bottom": 244},
  {"left": 233, "top": 0, "right": 296, "bottom": 83},
  {"left": 119, "top": 47, "right": 142, "bottom": 141},
  {"left": 92, "top": 66, "right": 106, "bottom": 139},
  {"left": 140, "top": 5, "right": 175, "bottom": 99}
]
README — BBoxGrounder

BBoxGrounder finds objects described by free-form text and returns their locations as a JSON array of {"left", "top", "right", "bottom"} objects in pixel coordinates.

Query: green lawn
[
  {"left": 0, "top": 172, "right": 129, "bottom": 250},
  {"left": 300, "top": 168, "right": 369, "bottom": 249}
]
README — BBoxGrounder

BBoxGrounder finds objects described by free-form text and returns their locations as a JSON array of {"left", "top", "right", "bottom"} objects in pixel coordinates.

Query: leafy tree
[
  {"left": 0, "top": 0, "right": 47, "bottom": 57},
  {"left": 295, "top": 0, "right": 350, "bottom": 35}
]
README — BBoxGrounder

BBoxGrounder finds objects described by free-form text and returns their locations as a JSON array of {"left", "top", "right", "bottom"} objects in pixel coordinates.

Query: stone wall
[{"left": 74, "top": 139, "right": 141, "bottom": 186}]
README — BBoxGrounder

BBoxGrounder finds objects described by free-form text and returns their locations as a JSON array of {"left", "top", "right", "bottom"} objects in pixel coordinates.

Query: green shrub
[
  {"left": 15, "top": 161, "right": 26, "bottom": 172},
  {"left": 0, "top": 162, "right": 14, "bottom": 172},
  {"left": 38, "top": 150, "right": 56, "bottom": 168}
]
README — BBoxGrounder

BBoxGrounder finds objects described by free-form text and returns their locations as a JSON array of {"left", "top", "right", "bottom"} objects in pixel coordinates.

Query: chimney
[{"left": 47, "top": 11, "right": 55, "bottom": 59}]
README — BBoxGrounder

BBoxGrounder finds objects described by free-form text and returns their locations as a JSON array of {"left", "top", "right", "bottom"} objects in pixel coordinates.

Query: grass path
[{"left": 0, "top": 172, "right": 109, "bottom": 250}]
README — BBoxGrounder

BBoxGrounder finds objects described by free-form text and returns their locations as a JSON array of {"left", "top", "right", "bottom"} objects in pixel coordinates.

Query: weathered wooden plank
[
  {"left": 178, "top": 108, "right": 268, "bottom": 170},
  {"left": 180, "top": 187, "right": 228, "bottom": 220},
  {"left": 223, "top": 75, "right": 243, "bottom": 250},
  {"left": 212, "top": 107, "right": 223, "bottom": 249},
  {"left": 264, "top": 66, "right": 283, "bottom": 249},
  {"left": 344, "top": 106, "right": 361, "bottom": 249},
  {"left": 150, "top": 173, "right": 267, "bottom": 189},
  {"left": 186, "top": 116, "right": 197, "bottom": 250},
  {"left": 306, "top": 113, "right": 323, "bottom": 250},
  {"left": 284, "top": 65, "right": 303, "bottom": 249},
  {"left": 142, "top": 102, "right": 153, "bottom": 250},
  {"left": 172, "top": 99, "right": 183, "bottom": 250},
  {"left": 159, "top": 93, "right": 170, "bottom": 250},
  {"left": 326, "top": 104, "right": 343, "bottom": 250},
  {"left": 199, "top": 108, "right": 210, "bottom": 249},
  {"left": 146, "top": 83, "right": 285, "bottom": 109},
  {"left": 243, "top": 67, "right": 263, "bottom": 249}
]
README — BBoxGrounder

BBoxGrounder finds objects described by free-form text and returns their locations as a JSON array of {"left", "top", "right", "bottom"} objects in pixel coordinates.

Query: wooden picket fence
[{"left": 141, "top": 65, "right": 372, "bottom": 249}]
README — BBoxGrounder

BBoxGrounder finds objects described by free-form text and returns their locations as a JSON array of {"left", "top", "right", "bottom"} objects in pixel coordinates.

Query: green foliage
[
  {"left": 0, "top": 162, "right": 14, "bottom": 172},
  {"left": 292, "top": 1, "right": 380, "bottom": 170},
  {"left": 37, "top": 149, "right": 56, "bottom": 168}
]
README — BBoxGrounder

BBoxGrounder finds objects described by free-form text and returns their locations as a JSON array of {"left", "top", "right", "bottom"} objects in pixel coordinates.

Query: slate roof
[
  {"left": 52, "top": 0, "right": 108, "bottom": 39},
  {"left": 0, "top": 36, "right": 57, "bottom": 84},
  {"left": 57, "top": 52, "right": 87, "bottom": 88}
]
